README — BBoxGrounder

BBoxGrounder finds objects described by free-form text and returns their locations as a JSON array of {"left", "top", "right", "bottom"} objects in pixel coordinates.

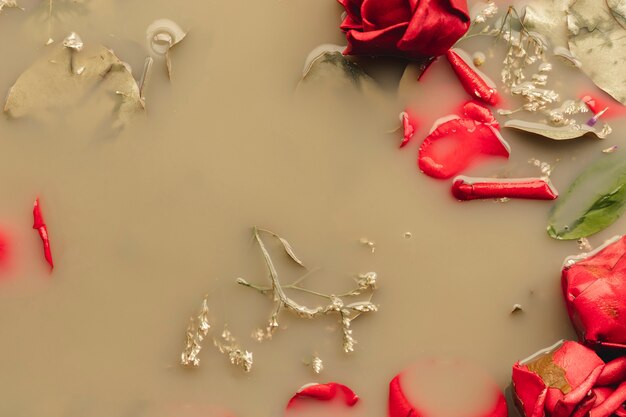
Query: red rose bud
[
  {"left": 512, "top": 340, "right": 626, "bottom": 417},
  {"left": 562, "top": 236, "right": 626, "bottom": 351},
  {"left": 337, "top": 0, "right": 470, "bottom": 59},
  {"left": 389, "top": 358, "right": 507, "bottom": 417},
  {"left": 33, "top": 198, "right": 53, "bottom": 270},
  {"left": 446, "top": 49, "right": 500, "bottom": 106},
  {"left": 286, "top": 382, "right": 358, "bottom": 411},
  {"left": 418, "top": 107, "right": 510, "bottom": 179},
  {"left": 451, "top": 176, "right": 558, "bottom": 201},
  {"left": 400, "top": 111, "right": 417, "bottom": 148}
]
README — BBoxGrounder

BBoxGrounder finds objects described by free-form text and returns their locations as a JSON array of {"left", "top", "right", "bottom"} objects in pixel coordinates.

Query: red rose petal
[
  {"left": 389, "top": 358, "right": 507, "bottom": 417},
  {"left": 418, "top": 116, "right": 510, "bottom": 179},
  {"left": 562, "top": 236, "right": 626, "bottom": 351},
  {"left": 451, "top": 176, "right": 558, "bottom": 201},
  {"left": 286, "top": 382, "right": 359, "bottom": 410},
  {"left": 399, "top": 111, "right": 417, "bottom": 148},
  {"left": 462, "top": 101, "right": 499, "bottom": 128},
  {"left": 344, "top": 22, "right": 409, "bottom": 58},
  {"left": 446, "top": 49, "right": 499, "bottom": 106},
  {"left": 33, "top": 198, "right": 54, "bottom": 270}
]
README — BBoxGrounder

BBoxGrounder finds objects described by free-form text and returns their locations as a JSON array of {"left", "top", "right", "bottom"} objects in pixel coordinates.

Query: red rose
[
  {"left": 562, "top": 236, "right": 626, "bottom": 352},
  {"left": 337, "top": 0, "right": 470, "bottom": 59},
  {"left": 512, "top": 340, "right": 626, "bottom": 417}
]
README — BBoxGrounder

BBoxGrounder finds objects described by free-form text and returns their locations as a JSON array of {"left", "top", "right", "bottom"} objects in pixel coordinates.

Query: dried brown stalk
[{"left": 237, "top": 227, "right": 378, "bottom": 354}]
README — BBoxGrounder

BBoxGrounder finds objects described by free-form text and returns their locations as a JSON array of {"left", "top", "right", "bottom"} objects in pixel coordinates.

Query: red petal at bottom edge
[
  {"left": 286, "top": 382, "right": 359, "bottom": 410},
  {"left": 388, "top": 372, "right": 507, "bottom": 417},
  {"left": 418, "top": 117, "right": 510, "bottom": 179}
]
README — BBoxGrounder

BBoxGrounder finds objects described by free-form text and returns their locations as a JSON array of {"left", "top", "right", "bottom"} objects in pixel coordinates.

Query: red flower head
[
  {"left": 512, "top": 340, "right": 626, "bottom": 417},
  {"left": 338, "top": 0, "right": 470, "bottom": 59},
  {"left": 562, "top": 236, "right": 626, "bottom": 352}
]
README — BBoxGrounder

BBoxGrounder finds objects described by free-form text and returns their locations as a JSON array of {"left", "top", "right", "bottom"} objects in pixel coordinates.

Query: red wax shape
[{"left": 562, "top": 236, "right": 626, "bottom": 352}]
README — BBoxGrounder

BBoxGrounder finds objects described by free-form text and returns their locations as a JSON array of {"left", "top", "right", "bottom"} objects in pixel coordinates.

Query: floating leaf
[
  {"left": 567, "top": 0, "right": 626, "bottom": 105},
  {"left": 297, "top": 44, "right": 385, "bottom": 100},
  {"left": 548, "top": 154, "right": 626, "bottom": 239},
  {"left": 522, "top": 0, "right": 573, "bottom": 51},
  {"left": 277, "top": 237, "right": 305, "bottom": 267},
  {"left": 505, "top": 119, "right": 611, "bottom": 140},
  {"left": 4, "top": 44, "right": 144, "bottom": 132}
]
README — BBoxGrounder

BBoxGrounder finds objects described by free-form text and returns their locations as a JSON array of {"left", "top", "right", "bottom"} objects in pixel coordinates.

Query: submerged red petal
[
  {"left": 400, "top": 111, "right": 417, "bottom": 148},
  {"left": 286, "top": 382, "right": 358, "bottom": 410},
  {"left": 389, "top": 359, "right": 507, "bottom": 417},
  {"left": 418, "top": 117, "right": 510, "bottom": 179},
  {"left": 562, "top": 236, "right": 626, "bottom": 351}
]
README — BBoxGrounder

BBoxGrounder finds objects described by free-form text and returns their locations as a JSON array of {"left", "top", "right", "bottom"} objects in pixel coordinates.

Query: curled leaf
[
  {"left": 4, "top": 44, "right": 144, "bottom": 132},
  {"left": 146, "top": 19, "right": 187, "bottom": 80},
  {"left": 548, "top": 154, "right": 626, "bottom": 239},
  {"left": 505, "top": 119, "right": 611, "bottom": 140}
]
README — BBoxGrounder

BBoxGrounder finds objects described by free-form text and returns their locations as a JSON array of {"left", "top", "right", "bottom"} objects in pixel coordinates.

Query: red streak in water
[
  {"left": 446, "top": 49, "right": 499, "bottom": 106},
  {"left": 33, "top": 198, "right": 53, "bottom": 270},
  {"left": 451, "top": 176, "right": 558, "bottom": 201}
]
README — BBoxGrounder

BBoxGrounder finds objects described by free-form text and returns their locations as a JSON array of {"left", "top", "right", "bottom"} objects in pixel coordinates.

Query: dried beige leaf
[
  {"left": 567, "top": 0, "right": 626, "bottom": 104},
  {"left": 4, "top": 44, "right": 144, "bottom": 131},
  {"left": 165, "top": 32, "right": 187, "bottom": 80},
  {"left": 505, "top": 119, "right": 611, "bottom": 140}
]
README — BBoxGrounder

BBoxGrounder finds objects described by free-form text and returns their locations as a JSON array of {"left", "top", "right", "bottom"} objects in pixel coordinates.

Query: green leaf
[{"left": 548, "top": 154, "right": 626, "bottom": 239}]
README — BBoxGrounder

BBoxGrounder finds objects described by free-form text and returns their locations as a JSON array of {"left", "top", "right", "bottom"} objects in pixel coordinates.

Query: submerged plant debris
[
  {"left": 4, "top": 43, "right": 145, "bottom": 132},
  {"left": 237, "top": 227, "right": 378, "bottom": 354},
  {"left": 180, "top": 296, "right": 253, "bottom": 372},
  {"left": 180, "top": 295, "right": 211, "bottom": 367},
  {"left": 0, "top": 0, "right": 23, "bottom": 14},
  {"left": 548, "top": 154, "right": 626, "bottom": 240}
]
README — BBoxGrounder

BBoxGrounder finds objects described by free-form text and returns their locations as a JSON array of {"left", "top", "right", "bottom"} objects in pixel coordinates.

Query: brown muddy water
[{"left": 0, "top": 0, "right": 624, "bottom": 416}]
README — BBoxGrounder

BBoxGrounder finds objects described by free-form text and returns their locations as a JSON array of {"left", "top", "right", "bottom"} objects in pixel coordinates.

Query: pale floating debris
[
  {"left": 528, "top": 158, "right": 553, "bottom": 177},
  {"left": 62, "top": 32, "right": 83, "bottom": 51},
  {"left": 146, "top": 18, "right": 187, "bottom": 80},
  {"left": 138, "top": 57, "right": 153, "bottom": 100},
  {"left": 404, "top": 232, "right": 412, "bottom": 239},
  {"left": 180, "top": 295, "right": 211, "bottom": 368},
  {"left": 45, "top": 38, "right": 54, "bottom": 46},
  {"left": 473, "top": 52, "right": 486, "bottom": 67},
  {"left": 577, "top": 237, "right": 592, "bottom": 252},
  {"left": 213, "top": 325, "right": 253, "bottom": 373},
  {"left": 359, "top": 238, "right": 376, "bottom": 253},
  {"left": 473, "top": 1, "right": 498, "bottom": 23},
  {"left": 238, "top": 227, "right": 379, "bottom": 354},
  {"left": 3, "top": 44, "right": 145, "bottom": 131},
  {"left": 308, "top": 355, "right": 324, "bottom": 374},
  {"left": 505, "top": 119, "right": 611, "bottom": 140},
  {"left": 511, "top": 304, "right": 524, "bottom": 314},
  {"left": 603, "top": 145, "right": 618, "bottom": 154},
  {"left": 0, "top": 0, "right": 23, "bottom": 14}
]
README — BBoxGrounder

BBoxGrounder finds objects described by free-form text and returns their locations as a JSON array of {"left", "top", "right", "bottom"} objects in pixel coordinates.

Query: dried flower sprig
[
  {"left": 0, "top": 0, "right": 23, "bottom": 14},
  {"left": 180, "top": 295, "right": 211, "bottom": 367},
  {"left": 237, "top": 227, "right": 378, "bottom": 354},
  {"left": 213, "top": 326, "right": 253, "bottom": 373},
  {"left": 180, "top": 296, "right": 253, "bottom": 372}
]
